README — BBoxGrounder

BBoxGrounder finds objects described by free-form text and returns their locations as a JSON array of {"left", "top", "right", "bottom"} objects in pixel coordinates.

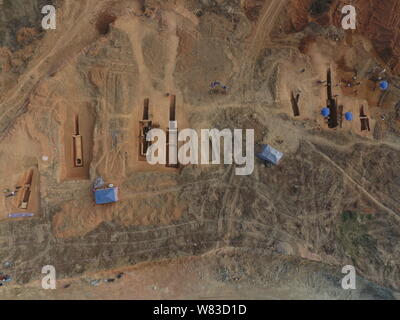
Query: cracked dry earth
[{"left": 0, "top": 0, "right": 399, "bottom": 299}]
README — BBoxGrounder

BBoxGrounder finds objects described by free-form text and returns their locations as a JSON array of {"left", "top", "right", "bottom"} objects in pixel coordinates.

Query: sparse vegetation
[
  {"left": 95, "top": 13, "right": 117, "bottom": 35},
  {"left": 3, "top": 0, "right": 13, "bottom": 10},
  {"left": 338, "top": 211, "right": 377, "bottom": 262},
  {"left": 309, "top": 0, "right": 334, "bottom": 17}
]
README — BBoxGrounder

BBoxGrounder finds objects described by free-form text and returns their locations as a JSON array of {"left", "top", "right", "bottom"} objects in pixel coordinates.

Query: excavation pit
[{"left": 61, "top": 105, "right": 94, "bottom": 181}]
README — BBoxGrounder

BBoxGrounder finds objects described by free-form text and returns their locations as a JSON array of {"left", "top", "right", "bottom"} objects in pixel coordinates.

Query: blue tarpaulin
[
  {"left": 8, "top": 212, "right": 34, "bottom": 218},
  {"left": 345, "top": 112, "right": 353, "bottom": 121},
  {"left": 256, "top": 145, "right": 283, "bottom": 165},
  {"left": 95, "top": 187, "right": 119, "bottom": 205},
  {"left": 321, "top": 107, "right": 330, "bottom": 117}
]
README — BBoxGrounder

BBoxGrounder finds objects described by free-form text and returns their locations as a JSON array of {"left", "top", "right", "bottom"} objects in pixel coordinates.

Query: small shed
[
  {"left": 94, "top": 187, "right": 119, "bottom": 205},
  {"left": 256, "top": 145, "right": 283, "bottom": 165}
]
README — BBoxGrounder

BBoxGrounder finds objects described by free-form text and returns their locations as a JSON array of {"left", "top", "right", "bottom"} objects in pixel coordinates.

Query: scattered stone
[{"left": 90, "top": 279, "right": 101, "bottom": 286}]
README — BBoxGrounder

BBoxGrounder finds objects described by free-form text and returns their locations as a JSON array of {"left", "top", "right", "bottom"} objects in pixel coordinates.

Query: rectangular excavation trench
[
  {"left": 166, "top": 94, "right": 179, "bottom": 168},
  {"left": 62, "top": 105, "right": 94, "bottom": 180},
  {"left": 360, "top": 105, "right": 371, "bottom": 131},
  {"left": 291, "top": 91, "right": 300, "bottom": 117},
  {"left": 138, "top": 98, "right": 153, "bottom": 161},
  {"left": 327, "top": 68, "right": 339, "bottom": 129},
  {"left": 338, "top": 105, "right": 344, "bottom": 128},
  {"left": 9, "top": 167, "right": 41, "bottom": 216}
]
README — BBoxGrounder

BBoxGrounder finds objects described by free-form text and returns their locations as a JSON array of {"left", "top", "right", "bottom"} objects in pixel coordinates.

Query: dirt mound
[
  {"left": 1, "top": 0, "right": 400, "bottom": 297},
  {"left": 96, "top": 13, "right": 117, "bottom": 35},
  {"left": 309, "top": 0, "right": 335, "bottom": 17},
  {"left": 288, "top": 0, "right": 400, "bottom": 74},
  {"left": 242, "top": 0, "right": 266, "bottom": 22},
  {"left": 336, "top": 0, "right": 400, "bottom": 74}
]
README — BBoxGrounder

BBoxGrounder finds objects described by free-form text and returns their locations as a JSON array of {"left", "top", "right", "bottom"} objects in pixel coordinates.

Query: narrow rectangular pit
[
  {"left": 138, "top": 98, "right": 153, "bottom": 161},
  {"left": 327, "top": 68, "right": 339, "bottom": 128},
  {"left": 169, "top": 95, "right": 176, "bottom": 121},
  {"left": 291, "top": 91, "right": 300, "bottom": 117},
  {"left": 166, "top": 95, "right": 179, "bottom": 168},
  {"left": 73, "top": 115, "right": 84, "bottom": 167},
  {"left": 338, "top": 105, "right": 344, "bottom": 128},
  {"left": 19, "top": 169, "right": 33, "bottom": 210},
  {"left": 360, "top": 105, "right": 370, "bottom": 131},
  {"left": 62, "top": 105, "right": 93, "bottom": 181},
  {"left": 328, "top": 102, "right": 338, "bottom": 128}
]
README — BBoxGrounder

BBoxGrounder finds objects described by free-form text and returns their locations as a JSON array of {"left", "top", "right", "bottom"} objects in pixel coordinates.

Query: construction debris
[
  {"left": 0, "top": 274, "right": 12, "bottom": 282},
  {"left": 93, "top": 176, "right": 105, "bottom": 190},
  {"left": 5, "top": 192, "right": 17, "bottom": 198},
  {"left": 210, "top": 81, "right": 229, "bottom": 94},
  {"left": 90, "top": 279, "right": 101, "bottom": 286}
]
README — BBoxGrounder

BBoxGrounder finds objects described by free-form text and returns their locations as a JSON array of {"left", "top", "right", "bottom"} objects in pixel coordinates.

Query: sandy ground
[
  {"left": 0, "top": 0, "right": 400, "bottom": 298},
  {"left": 2, "top": 248, "right": 398, "bottom": 300}
]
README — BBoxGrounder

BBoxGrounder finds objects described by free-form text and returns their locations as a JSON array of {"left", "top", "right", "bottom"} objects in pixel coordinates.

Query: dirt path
[
  {"left": 0, "top": 0, "right": 108, "bottom": 140},
  {"left": 307, "top": 141, "right": 400, "bottom": 222},
  {"left": 251, "top": 0, "right": 288, "bottom": 53},
  {"left": 115, "top": 14, "right": 154, "bottom": 97},
  {"left": 239, "top": 0, "right": 288, "bottom": 96},
  {"left": 162, "top": 10, "right": 179, "bottom": 93}
]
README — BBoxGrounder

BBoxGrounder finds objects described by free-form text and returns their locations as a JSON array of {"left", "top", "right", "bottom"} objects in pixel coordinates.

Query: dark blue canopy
[
  {"left": 345, "top": 112, "right": 353, "bottom": 121},
  {"left": 321, "top": 107, "right": 330, "bottom": 117},
  {"left": 379, "top": 81, "right": 389, "bottom": 90}
]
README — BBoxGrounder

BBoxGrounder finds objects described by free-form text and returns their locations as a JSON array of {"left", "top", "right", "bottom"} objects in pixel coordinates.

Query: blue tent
[
  {"left": 345, "top": 112, "right": 353, "bottom": 121},
  {"left": 256, "top": 145, "right": 283, "bottom": 165},
  {"left": 95, "top": 187, "right": 119, "bottom": 204},
  {"left": 321, "top": 107, "right": 330, "bottom": 117},
  {"left": 379, "top": 81, "right": 389, "bottom": 90}
]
